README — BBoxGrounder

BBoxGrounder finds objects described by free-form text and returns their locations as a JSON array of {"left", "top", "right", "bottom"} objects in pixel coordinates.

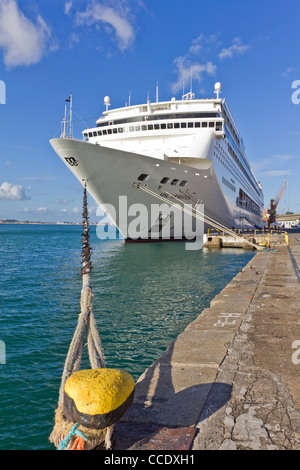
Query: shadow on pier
[{"left": 111, "top": 341, "right": 232, "bottom": 450}]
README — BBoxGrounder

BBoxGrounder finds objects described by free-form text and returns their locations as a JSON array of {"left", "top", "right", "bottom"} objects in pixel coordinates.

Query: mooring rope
[
  {"left": 57, "top": 182, "right": 106, "bottom": 407},
  {"left": 50, "top": 180, "right": 109, "bottom": 450}
]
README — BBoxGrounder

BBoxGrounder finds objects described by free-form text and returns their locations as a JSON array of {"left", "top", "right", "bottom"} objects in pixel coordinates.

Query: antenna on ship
[
  {"left": 62, "top": 103, "right": 67, "bottom": 138},
  {"left": 61, "top": 93, "right": 72, "bottom": 138},
  {"left": 156, "top": 81, "right": 159, "bottom": 103},
  {"left": 214, "top": 82, "right": 222, "bottom": 100},
  {"left": 104, "top": 95, "right": 111, "bottom": 112},
  {"left": 66, "top": 93, "right": 73, "bottom": 137}
]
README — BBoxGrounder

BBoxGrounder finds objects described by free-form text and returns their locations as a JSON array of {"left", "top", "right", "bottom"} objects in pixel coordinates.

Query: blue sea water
[{"left": 0, "top": 224, "right": 255, "bottom": 450}]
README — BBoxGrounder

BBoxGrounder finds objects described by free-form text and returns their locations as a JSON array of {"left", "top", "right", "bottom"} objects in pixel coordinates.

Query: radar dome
[
  {"left": 214, "top": 82, "right": 221, "bottom": 91},
  {"left": 104, "top": 96, "right": 110, "bottom": 104}
]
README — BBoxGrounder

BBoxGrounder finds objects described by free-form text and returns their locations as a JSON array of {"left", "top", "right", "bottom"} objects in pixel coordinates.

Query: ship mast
[{"left": 61, "top": 93, "right": 73, "bottom": 138}]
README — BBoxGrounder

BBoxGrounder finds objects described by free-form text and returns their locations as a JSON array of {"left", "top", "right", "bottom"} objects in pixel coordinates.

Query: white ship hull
[{"left": 50, "top": 136, "right": 263, "bottom": 241}]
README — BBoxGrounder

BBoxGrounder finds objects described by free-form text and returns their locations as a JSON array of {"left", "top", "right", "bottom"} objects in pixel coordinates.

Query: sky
[{"left": 0, "top": 0, "right": 300, "bottom": 223}]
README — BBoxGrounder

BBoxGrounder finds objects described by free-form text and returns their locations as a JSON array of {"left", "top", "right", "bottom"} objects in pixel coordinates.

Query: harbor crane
[{"left": 263, "top": 177, "right": 289, "bottom": 229}]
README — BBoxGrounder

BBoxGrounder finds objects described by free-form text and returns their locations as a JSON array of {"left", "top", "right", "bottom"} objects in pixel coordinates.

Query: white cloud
[
  {"left": 64, "top": 1, "right": 73, "bottom": 15},
  {"left": 171, "top": 56, "right": 216, "bottom": 95},
  {"left": 20, "top": 175, "right": 57, "bottom": 181},
  {"left": 260, "top": 170, "right": 292, "bottom": 177},
  {"left": 272, "top": 154, "right": 295, "bottom": 162},
  {"left": 0, "top": 182, "right": 30, "bottom": 200},
  {"left": 281, "top": 67, "right": 295, "bottom": 78},
  {"left": 71, "top": 206, "right": 79, "bottom": 213},
  {"left": 75, "top": 1, "right": 136, "bottom": 51},
  {"left": 56, "top": 199, "right": 74, "bottom": 205},
  {"left": 218, "top": 37, "right": 249, "bottom": 60},
  {"left": 188, "top": 34, "right": 219, "bottom": 56},
  {"left": 37, "top": 207, "right": 47, "bottom": 212},
  {"left": 170, "top": 34, "right": 218, "bottom": 96},
  {"left": 0, "top": 0, "right": 57, "bottom": 68},
  {"left": 252, "top": 154, "right": 295, "bottom": 175}
]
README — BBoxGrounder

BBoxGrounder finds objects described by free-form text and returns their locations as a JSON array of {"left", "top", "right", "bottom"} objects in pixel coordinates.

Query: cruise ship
[{"left": 50, "top": 82, "right": 264, "bottom": 242}]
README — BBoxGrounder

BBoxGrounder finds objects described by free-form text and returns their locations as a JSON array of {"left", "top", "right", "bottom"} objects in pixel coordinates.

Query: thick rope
[
  {"left": 50, "top": 181, "right": 109, "bottom": 450},
  {"left": 56, "top": 183, "right": 106, "bottom": 409}
]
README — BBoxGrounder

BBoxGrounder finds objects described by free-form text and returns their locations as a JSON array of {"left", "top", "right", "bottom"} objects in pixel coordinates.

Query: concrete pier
[{"left": 111, "top": 233, "right": 300, "bottom": 450}]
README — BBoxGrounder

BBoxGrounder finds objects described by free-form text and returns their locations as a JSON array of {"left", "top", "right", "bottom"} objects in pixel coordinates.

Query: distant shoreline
[{"left": 0, "top": 220, "right": 110, "bottom": 226}]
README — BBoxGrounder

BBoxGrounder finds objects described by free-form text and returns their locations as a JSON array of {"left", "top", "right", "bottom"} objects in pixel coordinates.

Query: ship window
[
  {"left": 148, "top": 124, "right": 153, "bottom": 130},
  {"left": 195, "top": 122, "right": 200, "bottom": 127},
  {"left": 171, "top": 179, "right": 179, "bottom": 186},
  {"left": 98, "top": 130, "right": 102, "bottom": 136},
  {"left": 118, "top": 128, "right": 123, "bottom": 133},
  {"left": 102, "top": 129, "right": 107, "bottom": 135},
  {"left": 88, "top": 132, "right": 93, "bottom": 137},
  {"left": 93, "top": 131, "right": 97, "bottom": 136},
  {"left": 202, "top": 122, "right": 207, "bottom": 128},
  {"left": 167, "top": 123, "right": 173, "bottom": 129},
  {"left": 188, "top": 122, "right": 193, "bottom": 128},
  {"left": 209, "top": 122, "right": 214, "bottom": 128},
  {"left": 141, "top": 125, "right": 147, "bottom": 131},
  {"left": 113, "top": 128, "right": 118, "bottom": 134},
  {"left": 161, "top": 123, "right": 166, "bottom": 129},
  {"left": 181, "top": 122, "right": 187, "bottom": 128},
  {"left": 216, "top": 122, "right": 222, "bottom": 131},
  {"left": 154, "top": 124, "right": 160, "bottom": 130},
  {"left": 179, "top": 180, "right": 188, "bottom": 187},
  {"left": 160, "top": 177, "right": 170, "bottom": 184},
  {"left": 107, "top": 129, "right": 112, "bottom": 134},
  {"left": 137, "top": 174, "right": 149, "bottom": 182},
  {"left": 174, "top": 122, "right": 180, "bottom": 128},
  {"left": 135, "top": 126, "right": 140, "bottom": 131},
  {"left": 129, "top": 126, "right": 134, "bottom": 132}
]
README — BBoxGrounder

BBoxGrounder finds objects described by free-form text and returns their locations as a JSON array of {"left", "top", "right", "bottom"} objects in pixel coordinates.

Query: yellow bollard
[{"left": 285, "top": 233, "right": 289, "bottom": 246}]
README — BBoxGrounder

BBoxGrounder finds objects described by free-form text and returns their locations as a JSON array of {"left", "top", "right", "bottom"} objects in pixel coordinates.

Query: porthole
[
  {"left": 137, "top": 174, "right": 149, "bottom": 182},
  {"left": 160, "top": 177, "right": 170, "bottom": 184}
]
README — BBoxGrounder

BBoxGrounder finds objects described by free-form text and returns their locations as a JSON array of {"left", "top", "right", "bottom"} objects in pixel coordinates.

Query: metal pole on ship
[{"left": 69, "top": 92, "right": 73, "bottom": 137}]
